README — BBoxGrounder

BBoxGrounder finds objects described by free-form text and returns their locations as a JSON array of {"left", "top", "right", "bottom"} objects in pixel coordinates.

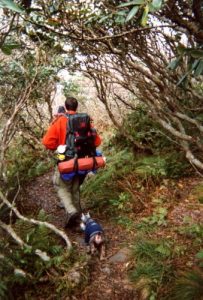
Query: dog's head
[
  {"left": 93, "top": 233, "right": 104, "bottom": 245},
  {"left": 81, "top": 212, "right": 91, "bottom": 224}
]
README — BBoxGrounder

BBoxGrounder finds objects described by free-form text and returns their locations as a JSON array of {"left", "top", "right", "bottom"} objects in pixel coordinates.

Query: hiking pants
[{"left": 53, "top": 168, "right": 81, "bottom": 215}]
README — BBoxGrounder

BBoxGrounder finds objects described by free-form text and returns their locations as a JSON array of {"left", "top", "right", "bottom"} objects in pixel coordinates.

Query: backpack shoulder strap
[{"left": 65, "top": 113, "right": 77, "bottom": 157}]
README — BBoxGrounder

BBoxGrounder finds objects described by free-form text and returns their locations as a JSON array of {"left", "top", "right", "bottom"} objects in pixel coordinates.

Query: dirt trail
[
  {"left": 19, "top": 171, "right": 203, "bottom": 300},
  {"left": 20, "top": 171, "right": 137, "bottom": 300}
]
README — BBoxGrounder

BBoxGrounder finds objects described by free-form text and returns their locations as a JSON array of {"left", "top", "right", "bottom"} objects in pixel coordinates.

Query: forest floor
[
  {"left": 19, "top": 170, "right": 203, "bottom": 300},
  {"left": 20, "top": 171, "right": 137, "bottom": 300}
]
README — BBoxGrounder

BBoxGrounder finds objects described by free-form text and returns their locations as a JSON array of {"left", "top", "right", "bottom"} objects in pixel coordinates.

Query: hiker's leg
[
  {"left": 79, "top": 174, "right": 86, "bottom": 186},
  {"left": 53, "top": 168, "right": 64, "bottom": 208},
  {"left": 59, "top": 179, "right": 78, "bottom": 214},
  {"left": 53, "top": 168, "right": 77, "bottom": 214},
  {"left": 72, "top": 176, "right": 81, "bottom": 212}
]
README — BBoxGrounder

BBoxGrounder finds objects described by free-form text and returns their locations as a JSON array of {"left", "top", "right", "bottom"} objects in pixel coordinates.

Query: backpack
[{"left": 65, "top": 113, "right": 96, "bottom": 159}]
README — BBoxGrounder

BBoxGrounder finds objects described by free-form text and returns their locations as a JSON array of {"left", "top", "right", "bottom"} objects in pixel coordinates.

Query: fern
[
  {"left": 50, "top": 245, "right": 63, "bottom": 256},
  {"left": 132, "top": 239, "right": 171, "bottom": 261},
  {"left": 82, "top": 150, "right": 136, "bottom": 209},
  {"left": 130, "top": 238, "right": 173, "bottom": 299},
  {"left": 82, "top": 146, "right": 189, "bottom": 214},
  {"left": 0, "top": 282, "right": 8, "bottom": 299},
  {"left": 5, "top": 139, "right": 54, "bottom": 189},
  {"left": 134, "top": 156, "right": 167, "bottom": 181},
  {"left": 131, "top": 261, "right": 164, "bottom": 282},
  {"left": 0, "top": 228, "right": 88, "bottom": 298},
  {"left": 173, "top": 267, "right": 203, "bottom": 300},
  {"left": 82, "top": 150, "right": 169, "bottom": 211},
  {"left": 14, "top": 210, "right": 56, "bottom": 252}
]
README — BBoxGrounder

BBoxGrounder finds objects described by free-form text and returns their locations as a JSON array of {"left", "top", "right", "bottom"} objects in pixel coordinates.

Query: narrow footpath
[
  {"left": 20, "top": 171, "right": 137, "bottom": 300},
  {"left": 19, "top": 171, "right": 203, "bottom": 300}
]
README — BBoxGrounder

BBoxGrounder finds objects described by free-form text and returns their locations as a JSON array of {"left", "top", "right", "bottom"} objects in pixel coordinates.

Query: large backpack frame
[{"left": 65, "top": 113, "right": 96, "bottom": 159}]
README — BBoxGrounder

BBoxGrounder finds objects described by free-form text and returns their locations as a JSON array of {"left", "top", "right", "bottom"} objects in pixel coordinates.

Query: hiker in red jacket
[{"left": 42, "top": 97, "right": 101, "bottom": 227}]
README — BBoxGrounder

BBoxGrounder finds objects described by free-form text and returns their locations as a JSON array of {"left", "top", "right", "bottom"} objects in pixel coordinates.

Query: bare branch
[{"left": 0, "top": 190, "right": 72, "bottom": 249}]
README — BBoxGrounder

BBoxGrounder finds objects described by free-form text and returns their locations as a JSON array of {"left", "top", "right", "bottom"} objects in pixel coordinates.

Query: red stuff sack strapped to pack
[{"left": 58, "top": 156, "right": 105, "bottom": 174}]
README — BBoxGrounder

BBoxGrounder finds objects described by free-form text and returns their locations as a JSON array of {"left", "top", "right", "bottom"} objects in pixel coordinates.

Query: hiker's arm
[
  {"left": 94, "top": 134, "right": 101, "bottom": 147},
  {"left": 91, "top": 127, "right": 101, "bottom": 147},
  {"left": 90, "top": 120, "right": 102, "bottom": 147},
  {"left": 42, "top": 116, "right": 67, "bottom": 150},
  {"left": 42, "top": 123, "right": 59, "bottom": 150}
]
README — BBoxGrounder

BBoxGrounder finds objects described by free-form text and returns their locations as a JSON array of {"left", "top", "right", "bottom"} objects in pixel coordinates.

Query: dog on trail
[{"left": 80, "top": 212, "right": 106, "bottom": 260}]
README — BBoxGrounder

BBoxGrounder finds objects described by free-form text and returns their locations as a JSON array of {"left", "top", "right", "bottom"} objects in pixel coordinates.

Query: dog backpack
[{"left": 65, "top": 113, "right": 96, "bottom": 159}]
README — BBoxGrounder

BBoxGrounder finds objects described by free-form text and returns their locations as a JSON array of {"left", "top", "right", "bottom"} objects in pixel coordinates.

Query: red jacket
[{"left": 42, "top": 111, "right": 101, "bottom": 150}]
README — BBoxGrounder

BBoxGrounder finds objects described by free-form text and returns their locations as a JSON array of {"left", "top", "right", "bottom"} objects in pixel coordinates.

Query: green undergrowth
[
  {"left": 3, "top": 139, "right": 54, "bottom": 192},
  {"left": 177, "top": 220, "right": 203, "bottom": 241},
  {"left": 0, "top": 210, "right": 88, "bottom": 299},
  {"left": 193, "top": 181, "right": 203, "bottom": 203},
  {"left": 109, "top": 105, "right": 172, "bottom": 151},
  {"left": 128, "top": 196, "right": 203, "bottom": 300},
  {"left": 83, "top": 107, "right": 200, "bottom": 299},
  {"left": 172, "top": 269, "right": 203, "bottom": 300},
  {"left": 108, "top": 105, "right": 190, "bottom": 156},
  {"left": 129, "top": 237, "right": 174, "bottom": 300},
  {"left": 171, "top": 249, "right": 203, "bottom": 300},
  {"left": 172, "top": 262, "right": 203, "bottom": 300},
  {"left": 129, "top": 233, "right": 203, "bottom": 300},
  {"left": 128, "top": 194, "right": 203, "bottom": 299},
  {"left": 81, "top": 148, "right": 190, "bottom": 214}
]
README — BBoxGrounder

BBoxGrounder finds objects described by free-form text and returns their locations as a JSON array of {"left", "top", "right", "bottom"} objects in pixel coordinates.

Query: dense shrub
[
  {"left": 0, "top": 210, "right": 88, "bottom": 299},
  {"left": 108, "top": 105, "right": 174, "bottom": 152}
]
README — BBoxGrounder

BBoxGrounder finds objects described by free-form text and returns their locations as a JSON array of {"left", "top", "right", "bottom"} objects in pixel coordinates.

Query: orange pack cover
[{"left": 58, "top": 157, "right": 105, "bottom": 174}]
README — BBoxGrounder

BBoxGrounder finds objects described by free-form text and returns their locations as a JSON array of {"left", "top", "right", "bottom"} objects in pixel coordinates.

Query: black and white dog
[{"left": 80, "top": 212, "right": 106, "bottom": 260}]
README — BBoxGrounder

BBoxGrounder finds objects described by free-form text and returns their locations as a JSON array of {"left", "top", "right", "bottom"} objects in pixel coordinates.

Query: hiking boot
[{"left": 65, "top": 212, "right": 80, "bottom": 228}]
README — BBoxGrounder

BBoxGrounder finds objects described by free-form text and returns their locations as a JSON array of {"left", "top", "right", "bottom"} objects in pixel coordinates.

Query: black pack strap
[
  {"left": 68, "top": 114, "right": 74, "bottom": 134},
  {"left": 92, "top": 156, "right": 98, "bottom": 171},
  {"left": 73, "top": 156, "right": 79, "bottom": 172},
  {"left": 65, "top": 114, "right": 76, "bottom": 157},
  {"left": 67, "top": 132, "right": 75, "bottom": 153},
  {"left": 63, "top": 113, "right": 70, "bottom": 145}
]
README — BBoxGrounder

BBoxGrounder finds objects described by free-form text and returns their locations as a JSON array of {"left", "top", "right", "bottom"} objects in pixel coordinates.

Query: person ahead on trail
[{"left": 42, "top": 97, "right": 101, "bottom": 227}]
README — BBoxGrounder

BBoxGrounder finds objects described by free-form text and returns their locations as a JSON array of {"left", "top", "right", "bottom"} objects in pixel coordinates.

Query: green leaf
[
  {"left": 191, "top": 59, "right": 200, "bottom": 71},
  {"left": 177, "top": 45, "right": 187, "bottom": 55},
  {"left": 196, "top": 250, "right": 203, "bottom": 260},
  {"left": 116, "top": 10, "right": 127, "bottom": 16},
  {"left": 155, "top": 244, "right": 171, "bottom": 257},
  {"left": 141, "top": 4, "right": 149, "bottom": 26},
  {"left": 177, "top": 72, "right": 189, "bottom": 86},
  {"left": 0, "top": 282, "right": 7, "bottom": 298},
  {"left": 1, "top": 42, "right": 20, "bottom": 55},
  {"left": 125, "top": 5, "right": 139, "bottom": 22},
  {"left": 149, "top": 295, "right": 156, "bottom": 300},
  {"left": 149, "top": 3, "right": 156, "bottom": 12},
  {"left": 98, "top": 15, "right": 109, "bottom": 23},
  {"left": 157, "top": 207, "right": 167, "bottom": 216},
  {"left": 189, "top": 50, "right": 203, "bottom": 59},
  {"left": 118, "top": 0, "right": 144, "bottom": 8},
  {"left": 168, "top": 57, "right": 181, "bottom": 70},
  {"left": 152, "top": 0, "right": 162, "bottom": 9},
  {"left": 194, "top": 60, "right": 203, "bottom": 76},
  {"left": 1, "top": 46, "right": 12, "bottom": 55},
  {"left": 0, "top": 0, "right": 24, "bottom": 13}
]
